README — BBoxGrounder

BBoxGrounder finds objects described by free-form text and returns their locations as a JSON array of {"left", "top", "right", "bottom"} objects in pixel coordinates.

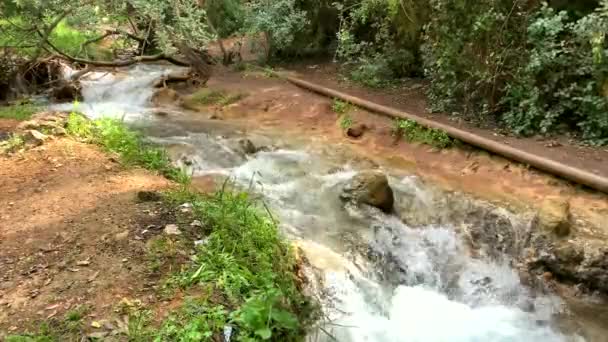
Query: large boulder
[
  {"left": 340, "top": 170, "right": 394, "bottom": 212},
  {"left": 535, "top": 197, "right": 571, "bottom": 237}
]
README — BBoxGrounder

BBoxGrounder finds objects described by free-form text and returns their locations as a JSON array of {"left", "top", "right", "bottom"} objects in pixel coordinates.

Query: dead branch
[{"left": 44, "top": 37, "right": 190, "bottom": 68}]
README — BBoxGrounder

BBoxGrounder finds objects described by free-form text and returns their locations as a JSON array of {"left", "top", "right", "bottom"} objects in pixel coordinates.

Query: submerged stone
[
  {"left": 340, "top": 170, "right": 394, "bottom": 213},
  {"left": 535, "top": 197, "right": 571, "bottom": 237}
]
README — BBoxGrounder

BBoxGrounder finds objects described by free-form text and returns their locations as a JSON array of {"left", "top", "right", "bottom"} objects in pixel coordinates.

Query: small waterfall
[{"left": 52, "top": 64, "right": 187, "bottom": 120}]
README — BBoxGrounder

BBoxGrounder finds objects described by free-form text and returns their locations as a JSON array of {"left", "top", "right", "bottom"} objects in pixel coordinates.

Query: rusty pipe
[{"left": 285, "top": 76, "right": 608, "bottom": 194}]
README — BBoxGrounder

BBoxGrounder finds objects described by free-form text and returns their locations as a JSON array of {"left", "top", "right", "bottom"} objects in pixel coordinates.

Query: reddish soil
[
  {"left": 284, "top": 62, "right": 608, "bottom": 178},
  {"left": 0, "top": 138, "right": 178, "bottom": 335}
]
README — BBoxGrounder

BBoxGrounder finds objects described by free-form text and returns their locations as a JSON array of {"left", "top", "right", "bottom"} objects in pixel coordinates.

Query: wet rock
[
  {"left": 151, "top": 88, "right": 181, "bottom": 106},
  {"left": 535, "top": 197, "right": 571, "bottom": 237},
  {"left": 51, "top": 81, "right": 82, "bottom": 102},
  {"left": 340, "top": 170, "right": 394, "bottom": 213},
  {"left": 238, "top": 138, "right": 257, "bottom": 154},
  {"left": 346, "top": 123, "right": 368, "bottom": 139},
  {"left": 137, "top": 191, "right": 162, "bottom": 202}
]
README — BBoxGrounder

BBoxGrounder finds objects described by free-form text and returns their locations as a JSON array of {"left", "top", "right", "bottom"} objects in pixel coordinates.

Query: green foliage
[
  {"left": 331, "top": 99, "right": 352, "bottom": 114},
  {"left": 393, "top": 118, "right": 453, "bottom": 148},
  {"left": 129, "top": 0, "right": 213, "bottom": 54},
  {"left": 339, "top": 113, "right": 353, "bottom": 130},
  {"left": 502, "top": 3, "right": 608, "bottom": 144},
  {"left": 162, "top": 187, "right": 318, "bottom": 341},
  {"left": 155, "top": 301, "right": 228, "bottom": 341},
  {"left": 66, "top": 113, "right": 190, "bottom": 183},
  {"left": 231, "top": 288, "right": 298, "bottom": 341},
  {"left": 423, "top": 0, "right": 533, "bottom": 117},
  {"left": 0, "top": 103, "right": 39, "bottom": 120},
  {"left": 48, "top": 20, "right": 98, "bottom": 57},
  {"left": 335, "top": 0, "right": 427, "bottom": 85},
  {"left": 205, "top": 0, "right": 245, "bottom": 38},
  {"left": 243, "top": 0, "right": 309, "bottom": 59}
]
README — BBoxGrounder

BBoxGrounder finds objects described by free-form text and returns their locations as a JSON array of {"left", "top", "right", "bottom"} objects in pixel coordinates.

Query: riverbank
[{"left": 0, "top": 113, "right": 316, "bottom": 340}]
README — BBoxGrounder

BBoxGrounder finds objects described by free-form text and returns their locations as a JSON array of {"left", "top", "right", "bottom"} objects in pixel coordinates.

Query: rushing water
[{"left": 54, "top": 65, "right": 591, "bottom": 342}]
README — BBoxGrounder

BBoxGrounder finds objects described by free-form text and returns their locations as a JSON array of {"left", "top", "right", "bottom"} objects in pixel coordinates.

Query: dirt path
[
  {"left": 0, "top": 138, "right": 176, "bottom": 335},
  {"left": 284, "top": 62, "right": 608, "bottom": 178}
]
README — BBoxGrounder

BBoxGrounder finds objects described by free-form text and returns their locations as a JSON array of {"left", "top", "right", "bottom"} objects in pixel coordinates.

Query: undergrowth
[
  {"left": 146, "top": 186, "right": 319, "bottom": 341},
  {"left": 0, "top": 104, "right": 39, "bottom": 121},
  {"left": 331, "top": 99, "right": 352, "bottom": 115},
  {"left": 65, "top": 113, "right": 190, "bottom": 183},
  {"left": 393, "top": 118, "right": 453, "bottom": 149}
]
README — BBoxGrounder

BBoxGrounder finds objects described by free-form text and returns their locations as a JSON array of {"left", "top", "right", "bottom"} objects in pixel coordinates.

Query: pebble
[{"left": 164, "top": 224, "right": 181, "bottom": 236}]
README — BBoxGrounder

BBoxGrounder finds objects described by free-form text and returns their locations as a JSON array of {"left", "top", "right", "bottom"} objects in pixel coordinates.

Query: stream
[{"left": 53, "top": 65, "right": 597, "bottom": 342}]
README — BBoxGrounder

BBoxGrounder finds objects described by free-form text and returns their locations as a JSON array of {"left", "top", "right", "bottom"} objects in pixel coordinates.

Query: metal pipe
[{"left": 285, "top": 76, "right": 608, "bottom": 194}]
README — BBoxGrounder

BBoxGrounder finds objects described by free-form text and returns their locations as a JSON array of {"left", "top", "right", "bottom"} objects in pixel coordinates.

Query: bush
[
  {"left": 423, "top": 0, "right": 534, "bottom": 117},
  {"left": 393, "top": 118, "right": 454, "bottom": 148},
  {"left": 502, "top": 3, "right": 608, "bottom": 144},
  {"left": 335, "top": 0, "right": 427, "bottom": 85}
]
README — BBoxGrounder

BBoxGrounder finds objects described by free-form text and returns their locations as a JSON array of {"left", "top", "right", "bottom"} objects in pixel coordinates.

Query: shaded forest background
[{"left": 1, "top": 0, "right": 607, "bottom": 144}]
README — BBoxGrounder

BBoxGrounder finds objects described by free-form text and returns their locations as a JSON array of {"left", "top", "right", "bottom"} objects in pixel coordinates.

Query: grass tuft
[
  {"left": 157, "top": 186, "right": 319, "bottom": 341},
  {"left": 66, "top": 113, "right": 190, "bottom": 183},
  {"left": 393, "top": 118, "right": 454, "bottom": 149},
  {"left": 0, "top": 104, "right": 39, "bottom": 121},
  {"left": 331, "top": 99, "right": 353, "bottom": 115}
]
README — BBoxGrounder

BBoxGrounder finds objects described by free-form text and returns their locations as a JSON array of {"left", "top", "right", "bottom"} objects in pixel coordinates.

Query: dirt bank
[{"left": 0, "top": 137, "right": 178, "bottom": 335}]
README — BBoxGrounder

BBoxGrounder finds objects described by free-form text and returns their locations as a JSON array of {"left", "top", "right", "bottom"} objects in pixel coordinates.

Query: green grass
[
  {"left": 393, "top": 118, "right": 454, "bottom": 149},
  {"left": 339, "top": 113, "right": 353, "bottom": 131},
  {"left": 331, "top": 99, "right": 353, "bottom": 115},
  {"left": 154, "top": 186, "right": 318, "bottom": 341},
  {"left": 185, "top": 89, "right": 247, "bottom": 108},
  {"left": 5, "top": 306, "right": 89, "bottom": 341},
  {"left": 66, "top": 113, "right": 191, "bottom": 183},
  {"left": 0, "top": 104, "right": 39, "bottom": 121}
]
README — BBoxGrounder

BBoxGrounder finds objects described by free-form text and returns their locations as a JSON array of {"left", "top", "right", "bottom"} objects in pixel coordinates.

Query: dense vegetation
[{"left": 3, "top": 0, "right": 607, "bottom": 143}]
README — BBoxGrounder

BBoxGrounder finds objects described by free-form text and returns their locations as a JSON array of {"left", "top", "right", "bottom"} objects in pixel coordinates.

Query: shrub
[
  {"left": 393, "top": 118, "right": 453, "bottom": 148},
  {"left": 334, "top": 0, "right": 428, "bottom": 85},
  {"left": 502, "top": 3, "right": 608, "bottom": 144}
]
